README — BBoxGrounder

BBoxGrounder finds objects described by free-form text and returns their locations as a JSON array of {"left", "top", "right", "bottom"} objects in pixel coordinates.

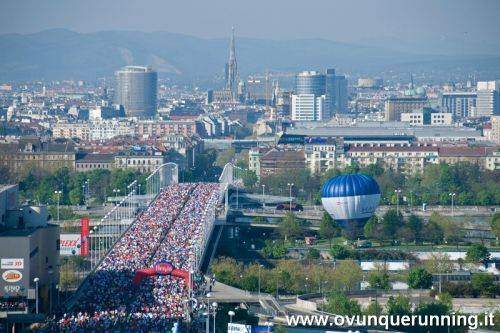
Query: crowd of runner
[{"left": 45, "top": 183, "right": 221, "bottom": 332}]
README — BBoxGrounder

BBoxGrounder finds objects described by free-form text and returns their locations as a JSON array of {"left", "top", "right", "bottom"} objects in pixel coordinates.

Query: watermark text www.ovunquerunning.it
[{"left": 285, "top": 313, "right": 495, "bottom": 330}]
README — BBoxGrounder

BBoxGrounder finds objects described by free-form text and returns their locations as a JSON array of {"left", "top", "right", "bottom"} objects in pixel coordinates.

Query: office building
[
  {"left": 0, "top": 184, "right": 60, "bottom": 318},
  {"left": 384, "top": 97, "right": 429, "bottom": 121},
  {"left": 476, "top": 81, "right": 500, "bottom": 117},
  {"left": 441, "top": 92, "right": 477, "bottom": 119},
  {"left": 291, "top": 94, "right": 326, "bottom": 121},
  {"left": 115, "top": 66, "right": 157, "bottom": 118},
  {"left": 291, "top": 69, "right": 348, "bottom": 121}
]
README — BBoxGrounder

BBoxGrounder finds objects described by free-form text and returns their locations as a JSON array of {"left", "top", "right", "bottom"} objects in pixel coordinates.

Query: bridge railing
[{"left": 88, "top": 163, "right": 179, "bottom": 272}]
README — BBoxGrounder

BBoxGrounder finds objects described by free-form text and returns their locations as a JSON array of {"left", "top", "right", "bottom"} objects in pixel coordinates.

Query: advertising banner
[
  {"left": 60, "top": 234, "right": 82, "bottom": 256},
  {"left": 80, "top": 217, "right": 90, "bottom": 256}
]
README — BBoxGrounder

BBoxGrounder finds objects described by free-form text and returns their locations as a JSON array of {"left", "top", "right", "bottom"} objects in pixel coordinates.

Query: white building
[
  {"left": 476, "top": 81, "right": 500, "bottom": 117},
  {"left": 291, "top": 94, "right": 325, "bottom": 121}
]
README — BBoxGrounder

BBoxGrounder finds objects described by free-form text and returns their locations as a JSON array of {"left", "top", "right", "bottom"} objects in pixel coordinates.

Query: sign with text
[
  {"left": 1, "top": 258, "right": 24, "bottom": 270},
  {"left": 60, "top": 234, "right": 82, "bottom": 256}
]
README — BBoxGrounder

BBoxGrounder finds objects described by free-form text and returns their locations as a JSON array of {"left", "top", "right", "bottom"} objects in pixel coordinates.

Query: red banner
[
  {"left": 80, "top": 217, "right": 90, "bottom": 257},
  {"left": 132, "top": 262, "right": 189, "bottom": 286}
]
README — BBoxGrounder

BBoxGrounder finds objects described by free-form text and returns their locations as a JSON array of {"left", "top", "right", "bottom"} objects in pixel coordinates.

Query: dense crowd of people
[{"left": 45, "top": 182, "right": 221, "bottom": 332}]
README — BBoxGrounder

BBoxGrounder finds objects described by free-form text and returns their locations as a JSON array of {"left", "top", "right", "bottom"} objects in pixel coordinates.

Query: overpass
[{"left": 54, "top": 162, "right": 247, "bottom": 331}]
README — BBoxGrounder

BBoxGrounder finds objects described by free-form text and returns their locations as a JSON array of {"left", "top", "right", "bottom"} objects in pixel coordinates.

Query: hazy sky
[{"left": 1, "top": 0, "right": 499, "bottom": 45}]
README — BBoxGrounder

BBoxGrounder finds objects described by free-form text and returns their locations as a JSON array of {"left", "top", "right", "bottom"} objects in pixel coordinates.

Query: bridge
[{"left": 52, "top": 162, "right": 261, "bottom": 331}]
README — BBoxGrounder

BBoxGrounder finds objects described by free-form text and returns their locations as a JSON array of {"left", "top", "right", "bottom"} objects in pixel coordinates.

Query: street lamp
[
  {"left": 54, "top": 190, "right": 62, "bottom": 223},
  {"left": 228, "top": 310, "right": 235, "bottom": 323},
  {"left": 261, "top": 185, "right": 266, "bottom": 209},
  {"left": 212, "top": 302, "right": 218, "bottom": 333},
  {"left": 33, "top": 277, "right": 39, "bottom": 314},
  {"left": 394, "top": 189, "right": 402, "bottom": 215},
  {"left": 287, "top": 183, "right": 294, "bottom": 212},
  {"left": 449, "top": 192, "right": 456, "bottom": 217},
  {"left": 205, "top": 293, "right": 212, "bottom": 333},
  {"left": 258, "top": 264, "right": 263, "bottom": 300}
]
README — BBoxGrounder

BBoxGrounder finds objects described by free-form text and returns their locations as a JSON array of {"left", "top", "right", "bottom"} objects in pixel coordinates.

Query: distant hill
[{"left": 0, "top": 29, "right": 499, "bottom": 83}]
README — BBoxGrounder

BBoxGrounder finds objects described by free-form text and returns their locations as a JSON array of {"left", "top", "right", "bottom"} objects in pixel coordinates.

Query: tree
[
  {"left": 278, "top": 212, "right": 305, "bottom": 241},
  {"left": 330, "top": 245, "right": 354, "bottom": 260},
  {"left": 422, "top": 220, "right": 444, "bottom": 244},
  {"left": 324, "top": 292, "right": 362, "bottom": 316},
  {"left": 210, "top": 257, "right": 242, "bottom": 286},
  {"left": 242, "top": 170, "right": 258, "bottom": 188},
  {"left": 406, "top": 214, "right": 423, "bottom": 243},
  {"left": 430, "top": 212, "right": 463, "bottom": 244},
  {"left": 334, "top": 260, "right": 363, "bottom": 291},
  {"left": 262, "top": 240, "right": 288, "bottom": 259},
  {"left": 306, "top": 248, "right": 321, "bottom": 260},
  {"left": 368, "top": 264, "right": 391, "bottom": 290},
  {"left": 407, "top": 267, "right": 433, "bottom": 289},
  {"left": 386, "top": 295, "right": 412, "bottom": 316},
  {"left": 471, "top": 273, "right": 497, "bottom": 297},
  {"left": 215, "top": 147, "right": 236, "bottom": 167},
  {"left": 363, "top": 216, "right": 381, "bottom": 240},
  {"left": 466, "top": 243, "right": 491, "bottom": 263},
  {"left": 423, "top": 253, "right": 453, "bottom": 274},
  {"left": 319, "top": 212, "right": 341, "bottom": 246},
  {"left": 491, "top": 213, "right": 500, "bottom": 239},
  {"left": 364, "top": 299, "right": 384, "bottom": 315},
  {"left": 381, "top": 209, "right": 404, "bottom": 241},
  {"left": 69, "top": 188, "right": 83, "bottom": 205}
]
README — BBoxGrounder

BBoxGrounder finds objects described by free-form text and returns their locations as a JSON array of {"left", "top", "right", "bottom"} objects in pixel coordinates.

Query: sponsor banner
[
  {"left": 228, "top": 323, "right": 252, "bottom": 333},
  {"left": 1, "top": 258, "right": 24, "bottom": 270},
  {"left": 2, "top": 270, "right": 22, "bottom": 283},
  {"left": 60, "top": 233, "right": 82, "bottom": 256},
  {"left": 81, "top": 217, "right": 90, "bottom": 256}
]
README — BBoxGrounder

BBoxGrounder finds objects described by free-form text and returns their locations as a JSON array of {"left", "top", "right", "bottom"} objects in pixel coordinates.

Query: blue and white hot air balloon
[{"left": 321, "top": 173, "right": 381, "bottom": 234}]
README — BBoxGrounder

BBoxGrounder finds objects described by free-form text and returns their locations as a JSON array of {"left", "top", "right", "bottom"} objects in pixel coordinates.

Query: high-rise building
[
  {"left": 292, "top": 69, "right": 348, "bottom": 121},
  {"left": 296, "top": 71, "right": 326, "bottom": 95},
  {"left": 225, "top": 27, "right": 239, "bottom": 102},
  {"left": 333, "top": 74, "right": 348, "bottom": 114},
  {"left": 441, "top": 92, "right": 477, "bottom": 119},
  {"left": 115, "top": 66, "right": 157, "bottom": 118},
  {"left": 291, "top": 94, "right": 325, "bottom": 121},
  {"left": 476, "top": 81, "right": 500, "bottom": 117}
]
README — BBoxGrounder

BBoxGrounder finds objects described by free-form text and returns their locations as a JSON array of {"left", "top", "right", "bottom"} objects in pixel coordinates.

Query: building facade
[
  {"left": 384, "top": 97, "right": 429, "bottom": 121},
  {"left": 115, "top": 66, "right": 157, "bottom": 118},
  {"left": 441, "top": 92, "right": 477, "bottom": 119},
  {"left": 476, "top": 81, "right": 500, "bottom": 117}
]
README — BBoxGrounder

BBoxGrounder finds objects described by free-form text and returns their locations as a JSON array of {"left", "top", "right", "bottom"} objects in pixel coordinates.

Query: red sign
[{"left": 80, "top": 217, "right": 90, "bottom": 256}]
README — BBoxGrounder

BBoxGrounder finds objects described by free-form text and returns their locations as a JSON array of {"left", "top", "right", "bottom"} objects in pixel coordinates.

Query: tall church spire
[{"left": 225, "top": 27, "right": 238, "bottom": 101}]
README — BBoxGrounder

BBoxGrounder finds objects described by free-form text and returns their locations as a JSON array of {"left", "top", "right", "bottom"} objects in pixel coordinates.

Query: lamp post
[
  {"left": 261, "top": 185, "right": 266, "bottom": 209},
  {"left": 212, "top": 302, "right": 218, "bottom": 333},
  {"left": 34, "top": 277, "right": 39, "bottom": 314},
  {"left": 394, "top": 189, "right": 402, "bottom": 215},
  {"left": 205, "top": 293, "right": 212, "bottom": 333},
  {"left": 258, "top": 264, "right": 263, "bottom": 300},
  {"left": 228, "top": 310, "right": 235, "bottom": 323},
  {"left": 449, "top": 192, "right": 456, "bottom": 217},
  {"left": 287, "top": 183, "right": 294, "bottom": 212},
  {"left": 54, "top": 190, "right": 62, "bottom": 222}
]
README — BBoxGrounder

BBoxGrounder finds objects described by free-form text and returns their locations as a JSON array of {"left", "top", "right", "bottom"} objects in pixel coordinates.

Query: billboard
[
  {"left": 60, "top": 234, "right": 82, "bottom": 256},
  {"left": 80, "top": 217, "right": 90, "bottom": 256}
]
